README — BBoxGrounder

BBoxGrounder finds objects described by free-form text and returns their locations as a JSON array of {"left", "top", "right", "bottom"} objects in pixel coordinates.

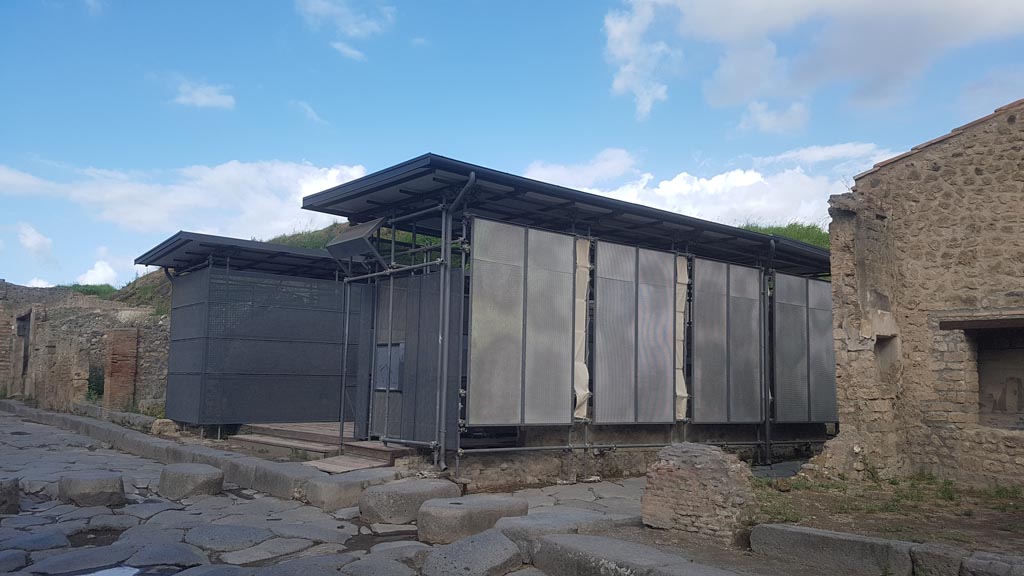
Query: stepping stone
[
  {"left": 304, "top": 468, "right": 401, "bottom": 511},
  {"left": 185, "top": 524, "right": 275, "bottom": 552},
  {"left": 160, "top": 464, "right": 224, "bottom": 500},
  {"left": 369, "top": 523, "right": 416, "bottom": 535},
  {"left": 494, "top": 506, "right": 640, "bottom": 562},
  {"left": 57, "top": 471, "right": 126, "bottom": 506},
  {"left": 359, "top": 478, "right": 461, "bottom": 524},
  {"left": 127, "top": 542, "right": 208, "bottom": 568},
  {"left": 0, "top": 477, "right": 19, "bottom": 515},
  {"left": 420, "top": 528, "right": 524, "bottom": 576},
  {"left": 418, "top": 494, "right": 529, "bottom": 544}
]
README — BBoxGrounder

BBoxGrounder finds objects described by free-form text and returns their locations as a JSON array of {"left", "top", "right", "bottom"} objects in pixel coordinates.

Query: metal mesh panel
[
  {"left": 528, "top": 228, "right": 574, "bottom": 273},
  {"left": 473, "top": 218, "right": 526, "bottom": 265},
  {"left": 774, "top": 272, "right": 806, "bottom": 306},
  {"left": 165, "top": 374, "right": 201, "bottom": 422},
  {"left": 692, "top": 259, "right": 728, "bottom": 423},
  {"left": 171, "top": 267, "right": 208, "bottom": 307},
  {"left": 636, "top": 248, "right": 674, "bottom": 423},
  {"left": 524, "top": 267, "right": 573, "bottom": 424},
  {"left": 594, "top": 276, "right": 637, "bottom": 423},
  {"left": 808, "top": 278, "right": 832, "bottom": 310},
  {"left": 168, "top": 339, "right": 206, "bottom": 374},
  {"left": 204, "top": 375, "right": 341, "bottom": 423},
  {"left": 774, "top": 301, "right": 809, "bottom": 422},
  {"left": 728, "top": 295, "right": 762, "bottom": 422},
  {"left": 169, "top": 304, "right": 206, "bottom": 341},
  {"left": 468, "top": 258, "right": 524, "bottom": 425},
  {"left": 808, "top": 306, "right": 837, "bottom": 421}
]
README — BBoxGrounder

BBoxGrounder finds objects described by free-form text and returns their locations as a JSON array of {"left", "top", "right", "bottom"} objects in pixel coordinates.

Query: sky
[{"left": 2, "top": 0, "right": 1023, "bottom": 288}]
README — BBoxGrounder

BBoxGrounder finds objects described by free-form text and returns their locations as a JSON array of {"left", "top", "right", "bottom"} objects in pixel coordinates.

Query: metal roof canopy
[
  {"left": 302, "top": 153, "right": 830, "bottom": 276},
  {"left": 135, "top": 231, "right": 345, "bottom": 280}
]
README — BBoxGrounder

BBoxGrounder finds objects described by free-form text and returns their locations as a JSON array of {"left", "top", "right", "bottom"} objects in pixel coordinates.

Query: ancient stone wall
[
  {"left": 817, "top": 100, "right": 1024, "bottom": 487},
  {"left": 642, "top": 443, "right": 753, "bottom": 544},
  {"left": 0, "top": 280, "right": 169, "bottom": 416}
]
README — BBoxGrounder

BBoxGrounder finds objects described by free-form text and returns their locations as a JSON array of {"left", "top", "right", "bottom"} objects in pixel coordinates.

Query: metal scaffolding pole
[{"left": 338, "top": 279, "right": 351, "bottom": 453}]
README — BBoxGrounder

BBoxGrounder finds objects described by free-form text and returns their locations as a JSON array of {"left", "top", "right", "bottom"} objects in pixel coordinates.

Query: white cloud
[
  {"left": 756, "top": 142, "right": 893, "bottom": 171},
  {"left": 604, "top": 0, "right": 1024, "bottom": 117},
  {"left": 959, "top": 66, "right": 1024, "bottom": 118},
  {"left": 296, "top": 0, "right": 395, "bottom": 38},
  {"left": 18, "top": 223, "right": 53, "bottom": 262},
  {"left": 26, "top": 278, "right": 54, "bottom": 288},
  {"left": 604, "top": 1, "right": 681, "bottom": 120},
  {"left": 525, "top": 148, "right": 637, "bottom": 189},
  {"left": 174, "top": 80, "right": 235, "bottom": 109},
  {"left": 331, "top": 41, "right": 366, "bottom": 61},
  {"left": 77, "top": 261, "right": 117, "bottom": 285},
  {"left": 291, "top": 100, "right": 329, "bottom": 124},
  {"left": 738, "top": 101, "right": 809, "bottom": 134},
  {"left": 0, "top": 160, "right": 366, "bottom": 241},
  {"left": 83, "top": 0, "right": 103, "bottom": 15}
]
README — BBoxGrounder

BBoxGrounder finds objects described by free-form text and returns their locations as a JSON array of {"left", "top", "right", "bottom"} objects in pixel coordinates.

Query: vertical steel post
[
  {"left": 434, "top": 204, "right": 451, "bottom": 469},
  {"left": 382, "top": 223, "right": 397, "bottom": 442},
  {"left": 338, "top": 279, "right": 351, "bottom": 453}
]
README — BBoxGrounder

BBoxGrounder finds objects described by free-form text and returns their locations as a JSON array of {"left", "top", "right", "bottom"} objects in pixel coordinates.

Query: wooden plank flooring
[{"left": 304, "top": 454, "right": 389, "bottom": 473}]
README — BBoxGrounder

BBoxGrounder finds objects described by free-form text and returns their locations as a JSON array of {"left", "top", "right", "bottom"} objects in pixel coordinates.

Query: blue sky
[{"left": 2, "top": 0, "right": 1023, "bottom": 287}]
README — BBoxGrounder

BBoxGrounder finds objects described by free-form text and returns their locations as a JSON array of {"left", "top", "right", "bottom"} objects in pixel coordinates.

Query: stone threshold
[
  {"left": 0, "top": 399, "right": 345, "bottom": 507},
  {"left": 750, "top": 523, "right": 1024, "bottom": 576}
]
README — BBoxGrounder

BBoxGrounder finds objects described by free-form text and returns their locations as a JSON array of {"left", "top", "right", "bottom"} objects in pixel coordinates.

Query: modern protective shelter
[{"left": 140, "top": 153, "right": 837, "bottom": 469}]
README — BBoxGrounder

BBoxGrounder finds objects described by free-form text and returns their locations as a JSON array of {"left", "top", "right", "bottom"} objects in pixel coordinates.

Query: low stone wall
[{"left": 641, "top": 443, "right": 754, "bottom": 544}]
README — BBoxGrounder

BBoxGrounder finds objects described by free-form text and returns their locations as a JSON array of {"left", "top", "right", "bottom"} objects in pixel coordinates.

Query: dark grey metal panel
[
  {"left": 353, "top": 284, "right": 374, "bottom": 438},
  {"left": 636, "top": 248, "right": 674, "bottom": 423},
  {"left": 809, "top": 306, "right": 838, "bottom": 422},
  {"left": 170, "top": 267, "right": 209, "bottom": 307},
  {"left": 808, "top": 278, "right": 832, "bottom": 310},
  {"left": 692, "top": 259, "right": 728, "bottom": 423},
  {"left": 774, "top": 301, "right": 809, "bottom": 422},
  {"left": 594, "top": 276, "right": 636, "bottom": 424},
  {"left": 165, "top": 374, "right": 201, "bottom": 423},
  {"left": 728, "top": 293, "right": 762, "bottom": 422},
  {"left": 774, "top": 272, "right": 806, "bottom": 306},
  {"left": 467, "top": 258, "right": 524, "bottom": 425},
  {"left": 204, "top": 375, "right": 341, "bottom": 423},
  {"left": 168, "top": 339, "right": 206, "bottom": 374}
]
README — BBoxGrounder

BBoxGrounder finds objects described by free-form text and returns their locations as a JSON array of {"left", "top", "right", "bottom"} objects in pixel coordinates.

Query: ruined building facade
[
  {"left": 0, "top": 280, "right": 168, "bottom": 416},
  {"left": 817, "top": 100, "right": 1024, "bottom": 486}
]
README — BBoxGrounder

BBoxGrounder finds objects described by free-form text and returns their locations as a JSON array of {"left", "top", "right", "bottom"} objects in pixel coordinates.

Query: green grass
[
  {"left": 64, "top": 283, "right": 118, "bottom": 299},
  {"left": 742, "top": 222, "right": 829, "bottom": 249}
]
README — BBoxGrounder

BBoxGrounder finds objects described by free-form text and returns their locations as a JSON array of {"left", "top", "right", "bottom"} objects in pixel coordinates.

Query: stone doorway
[{"left": 977, "top": 328, "right": 1024, "bottom": 429}]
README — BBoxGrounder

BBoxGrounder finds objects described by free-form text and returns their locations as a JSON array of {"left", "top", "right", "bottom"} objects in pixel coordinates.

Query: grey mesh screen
[
  {"left": 692, "top": 259, "right": 729, "bottom": 423},
  {"left": 524, "top": 228, "right": 574, "bottom": 424},
  {"left": 728, "top": 265, "right": 762, "bottom": 423},
  {"left": 594, "top": 242, "right": 637, "bottom": 424},
  {"left": 773, "top": 273, "right": 810, "bottom": 422},
  {"left": 808, "top": 279, "right": 837, "bottom": 422},
  {"left": 467, "top": 219, "right": 525, "bottom": 425},
  {"left": 165, "top": 265, "right": 363, "bottom": 425},
  {"left": 636, "top": 248, "right": 675, "bottom": 423}
]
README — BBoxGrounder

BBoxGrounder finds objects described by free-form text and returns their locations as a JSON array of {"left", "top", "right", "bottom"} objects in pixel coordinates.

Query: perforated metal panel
[
  {"left": 773, "top": 273, "right": 809, "bottom": 422},
  {"left": 808, "top": 279, "right": 837, "bottom": 422},
  {"left": 728, "top": 265, "right": 762, "bottom": 423},
  {"left": 165, "top": 265, "right": 365, "bottom": 425},
  {"left": 467, "top": 220, "right": 525, "bottom": 425},
  {"left": 692, "top": 259, "right": 728, "bottom": 423},
  {"left": 524, "top": 237, "right": 574, "bottom": 424},
  {"left": 636, "top": 248, "right": 674, "bottom": 423},
  {"left": 594, "top": 242, "right": 637, "bottom": 424}
]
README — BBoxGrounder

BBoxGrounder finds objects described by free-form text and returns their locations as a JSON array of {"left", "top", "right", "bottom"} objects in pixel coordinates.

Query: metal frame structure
[{"left": 142, "top": 153, "right": 837, "bottom": 468}]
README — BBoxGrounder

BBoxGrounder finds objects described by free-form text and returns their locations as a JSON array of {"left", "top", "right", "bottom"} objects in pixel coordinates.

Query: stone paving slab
[
  {"left": 750, "top": 524, "right": 913, "bottom": 576},
  {"left": 418, "top": 494, "right": 529, "bottom": 544},
  {"left": 533, "top": 533, "right": 739, "bottom": 576}
]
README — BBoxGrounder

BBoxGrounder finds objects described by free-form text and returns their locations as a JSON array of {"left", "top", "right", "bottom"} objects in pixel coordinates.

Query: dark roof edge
[
  {"left": 302, "top": 153, "right": 829, "bottom": 264},
  {"left": 135, "top": 231, "right": 334, "bottom": 266}
]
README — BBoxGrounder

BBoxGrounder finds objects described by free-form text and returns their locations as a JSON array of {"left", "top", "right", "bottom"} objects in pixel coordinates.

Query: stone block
[
  {"left": 222, "top": 456, "right": 264, "bottom": 487},
  {"left": 253, "top": 461, "right": 325, "bottom": 501},
  {"left": 24, "top": 542, "right": 138, "bottom": 575},
  {"left": 494, "top": 506, "right": 640, "bottom": 562},
  {"left": 340, "top": 557, "right": 417, "bottom": 576},
  {"left": 57, "top": 471, "right": 126, "bottom": 506},
  {"left": 304, "top": 468, "right": 401, "bottom": 511},
  {"left": 642, "top": 443, "right": 754, "bottom": 543},
  {"left": 532, "top": 533, "right": 737, "bottom": 576},
  {"left": 359, "top": 478, "right": 461, "bottom": 524},
  {"left": 749, "top": 524, "right": 912, "bottom": 576},
  {"left": 420, "top": 528, "right": 523, "bottom": 576},
  {"left": 0, "top": 549, "right": 28, "bottom": 573},
  {"left": 159, "top": 463, "right": 224, "bottom": 500},
  {"left": 961, "top": 552, "right": 1024, "bottom": 576},
  {"left": 185, "top": 524, "right": 275, "bottom": 552},
  {"left": 0, "top": 476, "right": 20, "bottom": 515},
  {"left": 219, "top": 538, "right": 314, "bottom": 565},
  {"left": 418, "top": 494, "right": 529, "bottom": 544},
  {"left": 151, "top": 418, "right": 180, "bottom": 436},
  {"left": 909, "top": 543, "right": 967, "bottom": 576},
  {"left": 127, "top": 543, "right": 209, "bottom": 568},
  {"left": 255, "top": 553, "right": 358, "bottom": 576}
]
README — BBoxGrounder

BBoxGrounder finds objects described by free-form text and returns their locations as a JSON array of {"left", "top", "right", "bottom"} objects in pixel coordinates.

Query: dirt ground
[{"left": 750, "top": 473, "right": 1024, "bottom": 556}]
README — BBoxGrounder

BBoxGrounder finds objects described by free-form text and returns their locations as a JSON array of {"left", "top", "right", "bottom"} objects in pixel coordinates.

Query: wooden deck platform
[{"left": 230, "top": 422, "right": 412, "bottom": 471}]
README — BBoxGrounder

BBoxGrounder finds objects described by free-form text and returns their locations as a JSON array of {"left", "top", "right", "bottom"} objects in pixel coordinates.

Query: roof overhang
[
  {"left": 136, "top": 231, "right": 345, "bottom": 280},
  {"left": 303, "top": 153, "right": 831, "bottom": 276}
]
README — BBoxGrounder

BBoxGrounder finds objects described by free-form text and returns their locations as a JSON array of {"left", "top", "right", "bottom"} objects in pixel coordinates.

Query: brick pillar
[{"left": 104, "top": 328, "right": 138, "bottom": 411}]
